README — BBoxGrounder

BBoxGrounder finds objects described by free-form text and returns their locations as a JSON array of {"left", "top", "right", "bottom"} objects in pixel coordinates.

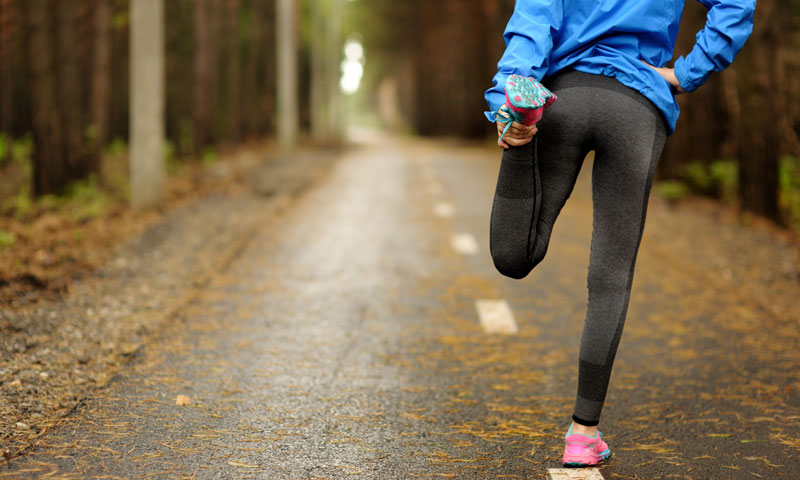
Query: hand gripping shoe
[{"left": 493, "top": 74, "right": 557, "bottom": 142}]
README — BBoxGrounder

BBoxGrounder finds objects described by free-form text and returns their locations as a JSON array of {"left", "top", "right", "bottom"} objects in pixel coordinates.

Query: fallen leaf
[{"left": 175, "top": 394, "right": 191, "bottom": 406}]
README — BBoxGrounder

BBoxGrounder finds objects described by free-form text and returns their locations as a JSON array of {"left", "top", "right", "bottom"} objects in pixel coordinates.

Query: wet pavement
[{"left": 1, "top": 137, "right": 798, "bottom": 479}]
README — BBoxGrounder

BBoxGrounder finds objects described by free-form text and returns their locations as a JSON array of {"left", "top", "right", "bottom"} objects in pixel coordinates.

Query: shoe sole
[
  {"left": 562, "top": 451, "right": 612, "bottom": 468},
  {"left": 507, "top": 75, "right": 545, "bottom": 109},
  {"left": 504, "top": 75, "right": 555, "bottom": 126}
]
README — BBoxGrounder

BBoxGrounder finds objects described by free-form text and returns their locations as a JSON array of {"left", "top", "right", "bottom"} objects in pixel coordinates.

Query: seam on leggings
[
  {"left": 604, "top": 115, "right": 665, "bottom": 366},
  {"left": 526, "top": 137, "right": 543, "bottom": 261}
]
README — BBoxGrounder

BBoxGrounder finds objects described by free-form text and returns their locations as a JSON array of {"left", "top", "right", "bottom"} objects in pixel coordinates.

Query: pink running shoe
[{"left": 562, "top": 425, "right": 612, "bottom": 467}]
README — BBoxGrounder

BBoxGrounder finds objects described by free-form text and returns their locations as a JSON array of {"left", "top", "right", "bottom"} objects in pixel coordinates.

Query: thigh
[
  {"left": 589, "top": 94, "right": 667, "bottom": 288},
  {"left": 532, "top": 88, "right": 593, "bottom": 257}
]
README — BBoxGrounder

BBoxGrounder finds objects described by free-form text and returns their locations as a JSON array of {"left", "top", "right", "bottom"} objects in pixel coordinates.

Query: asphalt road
[{"left": 2, "top": 136, "right": 798, "bottom": 479}]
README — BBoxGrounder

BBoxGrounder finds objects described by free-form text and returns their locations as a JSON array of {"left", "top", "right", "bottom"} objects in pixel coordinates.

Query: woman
[{"left": 485, "top": 0, "right": 755, "bottom": 468}]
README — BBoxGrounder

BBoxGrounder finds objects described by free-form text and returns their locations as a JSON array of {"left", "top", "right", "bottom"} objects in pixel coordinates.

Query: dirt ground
[
  {"left": 0, "top": 144, "right": 269, "bottom": 307},
  {"left": 0, "top": 143, "right": 340, "bottom": 461}
]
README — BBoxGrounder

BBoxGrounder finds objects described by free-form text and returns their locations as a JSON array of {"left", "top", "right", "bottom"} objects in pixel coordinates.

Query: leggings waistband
[{"left": 543, "top": 69, "right": 661, "bottom": 117}]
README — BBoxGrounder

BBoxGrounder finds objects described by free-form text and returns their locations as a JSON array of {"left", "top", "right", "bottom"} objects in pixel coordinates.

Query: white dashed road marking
[
  {"left": 451, "top": 233, "right": 479, "bottom": 255},
  {"left": 548, "top": 468, "right": 605, "bottom": 480},
  {"left": 475, "top": 300, "right": 518, "bottom": 335},
  {"left": 433, "top": 202, "right": 455, "bottom": 218}
]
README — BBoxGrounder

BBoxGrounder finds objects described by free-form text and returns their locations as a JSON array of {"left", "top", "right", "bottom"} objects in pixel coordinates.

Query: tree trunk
[
  {"left": 241, "top": 1, "right": 260, "bottom": 138},
  {"left": 276, "top": 0, "right": 298, "bottom": 147},
  {"left": 657, "top": 2, "right": 727, "bottom": 180},
  {"left": 260, "top": 0, "right": 275, "bottom": 135},
  {"left": 325, "top": 0, "right": 342, "bottom": 143},
  {"left": 225, "top": 0, "right": 241, "bottom": 142},
  {"left": 91, "top": 0, "right": 112, "bottom": 157},
  {"left": 0, "top": 0, "right": 16, "bottom": 133},
  {"left": 193, "top": 0, "right": 212, "bottom": 150},
  {"left": 736, "top": 0, "right": 784, "bottom": 222},
  {"left": 27, "top": 0, "right": 72, "bottom": 195},
  {"left": 57, "top": 0, "right": 93, "bottom": 176},
  {"left": 130, "top": 0, "right": 165, "bottom": 208},
  {"left": 309, "top": 0, "right": 327, "bottom": 142}
]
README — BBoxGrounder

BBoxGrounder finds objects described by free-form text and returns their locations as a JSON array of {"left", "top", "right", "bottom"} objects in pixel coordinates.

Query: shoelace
[{"left": 493, "top": 106, "right": 525, "bottom": 142}]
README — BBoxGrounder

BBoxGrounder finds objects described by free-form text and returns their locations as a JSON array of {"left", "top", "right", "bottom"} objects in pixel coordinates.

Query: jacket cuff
[
  {"left": 673, "top": 56, "right": 700, "bottom": 93},
  {"left": 485, "top": 91, "right": 506, "bottom": 122}
]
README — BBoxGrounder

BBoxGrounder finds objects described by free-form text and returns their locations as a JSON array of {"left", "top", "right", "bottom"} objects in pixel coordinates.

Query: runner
[{"left": 485, "top": 0, "right": 756, "bottom": 468}]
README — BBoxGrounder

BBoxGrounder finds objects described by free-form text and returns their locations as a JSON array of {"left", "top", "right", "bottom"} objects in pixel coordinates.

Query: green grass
[
  {"left": 201, "top": 147, "right": 218, "bottom": 165},
  {"left": 679, "top": 160, "right": 738, "bottom": 204},
  {"left": 780, "top": 155, "right": 800, "bottom": 230},
  {"left": 0, "top": 230, "right": 15, "bottom": 250},
  {"left": 656, "top": 180, "right": 690, "bottom": 202},
  {"left": 0, "top": 133, "right": 8, "bottom": 167},
  {"left": 40, "top": 175, "right": 116, "bottom": 221}
]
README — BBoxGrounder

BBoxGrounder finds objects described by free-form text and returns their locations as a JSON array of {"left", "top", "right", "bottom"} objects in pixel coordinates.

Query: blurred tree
[
  {"left": 259, "top": 0, "right": 276, "bottom": 136},
  {"left": 225, "top": 0, "right": 242, "bottom": 142},
  {"left": 57, "top": 0, "right": 92, "bottom": 175},
  {"left": 26, "top": 0, "right": 94, "bottom": 195},
  {"left": 129, "top": 0, "right": 165, "bottom": 208},
  {"left": 107, "top": 1, "right": 130, "bottom": 148},
  {"left": 0, "top": 0, "right": 17, "bottom": 133},
  {"left": 734, "top": 0, "right": 792, "bottom": 221},
  {"left": 309, "top": 0, "right": 326, "bottom": 142},
  {"left": 656, "top": 1, "right": 800, "bottom": 224},
  {"left": 309, "top": 0, "right": 342, "bottom": 144},
  {"left": 325, "top": 0, "right": 342, "bottom": 142},
  {"left": 193, "top": 0, "right": 215, "bottom": 151},
  {"left": 164, "top": 0, "right": 193, "bottom": 156},
  {"left": 241, "top": 0, "right": 260, "bottom": 138},
  {"left": 91, "top": 0, "right": 113, "bottom": 157},
  {"left": 659, "top": 3, "right": 727, "bottom": 180},
  {"left": 4, "top": 0, "right": 286, "bottom": 200},
  {"left": 352, "top": 0, "right": 513, "bottom": 137},
  {"left": 276, "top": 0, "right": 298, "bottom": 147}
]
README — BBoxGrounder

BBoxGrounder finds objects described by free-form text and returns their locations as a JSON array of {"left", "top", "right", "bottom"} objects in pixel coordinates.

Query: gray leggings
[{"left": 489, "top": 71, "right": 667, "bottom": 426}]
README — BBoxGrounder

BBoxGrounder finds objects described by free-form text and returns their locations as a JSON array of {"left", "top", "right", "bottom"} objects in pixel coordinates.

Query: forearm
[{"left": 673, "top": 0, "right": 756, "bottom": 92}]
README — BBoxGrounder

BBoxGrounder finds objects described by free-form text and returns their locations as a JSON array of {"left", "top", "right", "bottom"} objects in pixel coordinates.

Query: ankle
[{"left": 570, "top": 422, "right": 598, "bottom": 437}]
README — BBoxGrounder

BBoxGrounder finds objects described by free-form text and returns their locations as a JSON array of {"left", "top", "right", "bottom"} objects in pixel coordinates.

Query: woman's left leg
[{"left": 572, "top": 85, "right": 668, "bottom": 427}]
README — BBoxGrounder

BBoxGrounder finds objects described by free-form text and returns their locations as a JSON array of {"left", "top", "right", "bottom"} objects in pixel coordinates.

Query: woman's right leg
[{"left": 489, "top": 88, "right": 591, "bottom": 278}]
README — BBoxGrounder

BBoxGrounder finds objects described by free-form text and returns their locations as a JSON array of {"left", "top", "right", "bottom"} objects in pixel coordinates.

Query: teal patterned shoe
[{"left": 493, "top": 74, "right": 557, "bottom": 142}]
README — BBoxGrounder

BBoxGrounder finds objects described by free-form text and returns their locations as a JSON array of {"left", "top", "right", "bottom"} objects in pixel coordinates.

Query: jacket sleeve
[
  {"left": 484, "top": 0, "right": 563, "bottom": 121},
  {"left": 673, "top": 0, "right": 756, "bottom": 93}
]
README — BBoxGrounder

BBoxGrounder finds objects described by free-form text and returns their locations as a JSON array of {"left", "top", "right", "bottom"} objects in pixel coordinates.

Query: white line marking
[
  {"left": 451, "top": 233, "right": 479, "bottom": 255},
  {"left": 433, "top": 202, "right": 455, "bottom": 218},
  {"left": 548, "top": 468, "right": 605, "bottom": 480},
  {"left": 475, "top": 300, "right": 518, "bottom": 335}
]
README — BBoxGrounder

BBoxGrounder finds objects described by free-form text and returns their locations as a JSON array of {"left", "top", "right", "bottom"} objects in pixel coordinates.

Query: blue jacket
[{"left": 485, "top": 0, "right": 756, "bottom": 134}]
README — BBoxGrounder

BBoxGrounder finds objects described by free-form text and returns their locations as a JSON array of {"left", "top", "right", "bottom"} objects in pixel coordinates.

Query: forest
[
  {"left": 1, "top": 2, "right": 800, "bottom": 473},
  {"left": 0, "top": 0, "right": 799, "bottom": 228}
]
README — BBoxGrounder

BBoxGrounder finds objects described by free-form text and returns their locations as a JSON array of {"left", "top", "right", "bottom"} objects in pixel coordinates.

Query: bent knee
[
  {"left": 490, "top": 246, "right": 547, "bottom": 280},
  {"left": 492, "top": 256, "right": 532, "bottom": 279}
]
